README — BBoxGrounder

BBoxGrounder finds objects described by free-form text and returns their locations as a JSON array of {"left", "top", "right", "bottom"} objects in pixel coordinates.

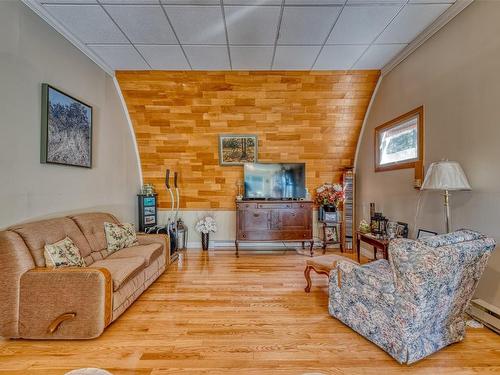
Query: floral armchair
[{"left": 328, "top": 229, "right": 495, "bottom": 364}]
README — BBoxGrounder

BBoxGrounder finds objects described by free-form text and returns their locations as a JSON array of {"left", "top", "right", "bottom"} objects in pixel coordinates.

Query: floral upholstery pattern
[
  {"left": 329, "top": 229, "right": 495, "bottom": 364},
  {"left": 43, "top": 236, "right": 85, "bottom": 268},
  {"left": 104, "top": 222, "right": 138, "bottom": 254}
]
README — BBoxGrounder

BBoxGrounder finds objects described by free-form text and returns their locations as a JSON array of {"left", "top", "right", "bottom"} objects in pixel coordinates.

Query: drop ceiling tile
[
  {"left": 104, "top": 5, "right": 177, "bottom": 44},
  {"left": 44, "top": 5, "right": 127, "bottom": 44},
  {"left": 225, "top": 0, "right": 281, "bottom": 4},
  {"left": 273, "top": 45, "right": 321, "bottom": 69},
  {"left": 183, "top": 45, "right": 230, "bottom": 69},
  {"left": 328, "top": 5, "right": 400, "bottom": 44},
  {"left": 377, "top": 3, "right": 451, "bottom": 43},
  {"left": 165, "top": 6, "right": 226, "bottom": 44},
  {"left": 278, "top": 6, "right": 342, "bottom": 45},
  {"left": 285, "top": 0, "right": 344, "bottom": 4},
  {"left": 353, "top": 43, "right": 406, "bottom": 69},
  {"left": 347, "top": 0, "right": 405, "bottom": 4},
  {"left": 41, "top": 0, "right": 97, "bottom": 3},
  {"left": 230, "top": 46, "right": 274, "bottom": 69},
  {"left": 161, "top": 0, "right": 220, "bottom": 4},
  {"left": 99, "top": 0, "right": 157, "bottom": 4},
  {"left": 225, "top": 6, "right": 281, "bottom": 45},
  {"left": 89, "top": 45, "right": 149, "bottom": 69},
  {"left": 314, "top": 44, "right": 367, "bottom": 70},
  {"left": 409, "top": 0, "right": 455, "bottom": 3},
  {"left": 136, "top": 45, "right": 190, "bottom": 69}
]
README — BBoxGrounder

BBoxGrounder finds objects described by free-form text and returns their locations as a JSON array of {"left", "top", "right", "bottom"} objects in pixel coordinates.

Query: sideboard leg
[
  {"left": 309, "top": 241, "right": 314, "bottom": 257},
  {"left": 235, "top": 241, "right": 239, "bottom": 257}
]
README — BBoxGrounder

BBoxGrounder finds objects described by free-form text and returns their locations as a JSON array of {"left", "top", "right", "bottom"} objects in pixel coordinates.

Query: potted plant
[
  {"left": 314, "top": 183, "right": 344, "bottom": 222},
  {"left": 195, "top": 216, "right": 217, "bottom": 251}
]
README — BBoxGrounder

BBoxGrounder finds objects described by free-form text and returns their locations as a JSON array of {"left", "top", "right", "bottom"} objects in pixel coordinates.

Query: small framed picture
[
  {"left": 144, "top": 215, "right": 156, "bottom": 225},
  {"left": 386, "top": 221, "right": 399, "bottom": 239},
  {"left": 144, "top": 206, "right": 156, "bottom": 216},
  {"left": 417, "top": 229, "right": 438, "bottom": 239},
  {"left": 323, "top": 211, "right": 338, "bottom": 222},
  {"left": 396, "top": 222, "right": 409, "bottom": 238},
  {"left": 324, "top": 226, "right": 338, "bottom": 242},
  {"left": 143, "top": 197, "right": 156, "bottom": 207}
]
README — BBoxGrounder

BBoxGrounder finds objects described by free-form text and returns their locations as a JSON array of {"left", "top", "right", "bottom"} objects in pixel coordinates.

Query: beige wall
[
  {"left": 0, "top": 0, "right": 141, "bottom": 228},
  {"left": 356, "top": 0, "right": 500, "bottom": 306}
]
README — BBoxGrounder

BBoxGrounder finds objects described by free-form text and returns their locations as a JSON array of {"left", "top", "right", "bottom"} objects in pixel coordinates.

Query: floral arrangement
[
  {"left": 314, "top": 183, "right": 344, "bottom": 207},
  {"left": 195, "top": 216, "right": 217, "bottom": 234}
]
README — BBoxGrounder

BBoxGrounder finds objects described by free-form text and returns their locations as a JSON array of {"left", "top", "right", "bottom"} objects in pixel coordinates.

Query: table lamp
[{"left": 421, "top": 161, "right": 471, "bottom": 233}]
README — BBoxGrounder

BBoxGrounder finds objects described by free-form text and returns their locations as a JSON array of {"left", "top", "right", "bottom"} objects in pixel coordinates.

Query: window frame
[{"left": 374, "top": 106, "right": 424, "bottom": 173}]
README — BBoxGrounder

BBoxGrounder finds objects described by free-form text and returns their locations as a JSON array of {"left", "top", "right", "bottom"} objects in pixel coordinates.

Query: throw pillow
[
  {"left": 104, "top": 222, "right": 138, "bottom": 254},
  {"left": 44, "top": 237, "right": 86, "bottom": 268}
]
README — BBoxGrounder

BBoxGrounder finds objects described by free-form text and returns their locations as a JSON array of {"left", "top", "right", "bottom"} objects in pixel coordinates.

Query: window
[{"left": 375, "top": 106, "right": 423, "bottom": 172}]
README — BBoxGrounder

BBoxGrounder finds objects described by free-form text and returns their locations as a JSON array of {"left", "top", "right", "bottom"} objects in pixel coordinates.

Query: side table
[{"left": 356, "top": 232, "right": 390, "bottom": 263}]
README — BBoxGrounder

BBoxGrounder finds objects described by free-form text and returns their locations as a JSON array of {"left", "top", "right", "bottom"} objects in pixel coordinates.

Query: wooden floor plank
[{"left": 1, "top": 248, "right": 498, "bottom": 374}]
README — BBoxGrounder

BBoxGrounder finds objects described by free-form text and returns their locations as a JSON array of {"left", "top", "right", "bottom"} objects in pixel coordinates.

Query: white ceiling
[{"left": 26, "top": 0, "right": 464, "bottom": 72}]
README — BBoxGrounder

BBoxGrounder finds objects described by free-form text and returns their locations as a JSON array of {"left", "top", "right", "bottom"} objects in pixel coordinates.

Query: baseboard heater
[{"left": 467, "top": 299, "right": 500, "bottom": 334}]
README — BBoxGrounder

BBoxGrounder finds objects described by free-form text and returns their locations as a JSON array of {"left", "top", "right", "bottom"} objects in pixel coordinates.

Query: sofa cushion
[
  {"left": 90, "top": 257, "right": 145, "bottom": 291},
  {"left": 9, "top": 217, "right": 93, "bottom": 267},
  {"left": 107, "top": 243, "right": 163, "bottom": 266},
  {"left": 70, "top": 213, "right": 120, "bottom": 262},
  {"left": 104, "top": 222, "right": 138, "bottom": 254},
  {"left": 44, "top": 237, "right": 85, "bottom": 268}
]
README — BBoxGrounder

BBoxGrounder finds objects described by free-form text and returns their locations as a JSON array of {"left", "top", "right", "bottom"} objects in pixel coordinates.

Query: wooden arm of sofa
[{"left": 19, "top": 267, "right": 113, "bottom": 339}]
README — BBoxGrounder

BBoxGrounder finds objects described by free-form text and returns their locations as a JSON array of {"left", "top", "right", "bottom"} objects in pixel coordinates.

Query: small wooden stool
[{"left": 304, "top": 254, "right": 358, "bottom": 292}]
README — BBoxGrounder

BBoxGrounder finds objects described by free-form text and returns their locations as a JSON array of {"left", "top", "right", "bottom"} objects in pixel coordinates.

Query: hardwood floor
[{"left": 1, "top": 249, "right": 499, "bottom": 374}]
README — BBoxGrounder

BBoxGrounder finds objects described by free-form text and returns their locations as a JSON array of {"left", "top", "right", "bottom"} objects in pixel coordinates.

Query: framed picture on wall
[
  {"left": 41, "top": 84, "right": 93, "bottom": 168},
  {"left": 417, "top": 229, "right": 438, "bottom": 239},
  {"left": 219, "top": 134, "right": 258, "bottom": 166}
]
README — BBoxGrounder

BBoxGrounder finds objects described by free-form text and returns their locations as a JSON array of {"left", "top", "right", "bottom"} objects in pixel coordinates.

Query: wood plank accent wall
[{"left": 116, "top": 71, "right": 380, "bottom": 210}]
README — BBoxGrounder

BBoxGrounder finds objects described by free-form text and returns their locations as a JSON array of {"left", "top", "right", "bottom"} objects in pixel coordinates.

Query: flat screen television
[{"left": 244, "top": 163, "right": 306, "bottom": 200}]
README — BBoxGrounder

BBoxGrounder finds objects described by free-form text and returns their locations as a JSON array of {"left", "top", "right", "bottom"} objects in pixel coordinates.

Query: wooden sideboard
[{"left": 235, "top": 200, "right": 314, "bottom": 257}]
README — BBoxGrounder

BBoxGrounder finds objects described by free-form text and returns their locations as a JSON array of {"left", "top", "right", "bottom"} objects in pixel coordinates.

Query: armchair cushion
[{"left": 337, "top": 259, "right": 395, "bottom": 293}]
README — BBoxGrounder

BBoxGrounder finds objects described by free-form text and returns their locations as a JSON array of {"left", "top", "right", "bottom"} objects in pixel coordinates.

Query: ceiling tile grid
[{"left": 36, "top": 0, "right": 457, "bottom": 71}]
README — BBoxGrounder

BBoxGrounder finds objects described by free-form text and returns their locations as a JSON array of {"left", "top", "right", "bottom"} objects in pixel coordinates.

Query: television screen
[{"left": 244, "top": 163, "right": 306, "bottom": 200}]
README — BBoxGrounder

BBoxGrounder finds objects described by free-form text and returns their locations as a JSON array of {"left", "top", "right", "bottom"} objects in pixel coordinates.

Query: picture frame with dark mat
[
  {"left": 41, "top": 84, "right": 92, "bottom": 168},
  {"left": 417, "top": 229, "right": 438, "bottom": 239},
  {"left": 219, "top": 134, "right": 257, "bottom": 166},
  {"left": 396, "top": 222, "right": 409, "bottom": 238}
]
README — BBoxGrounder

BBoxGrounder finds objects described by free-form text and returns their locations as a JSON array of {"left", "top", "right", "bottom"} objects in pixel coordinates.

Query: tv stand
[{"left": 235, "top": 200, "right": 314, "bottom": 257}]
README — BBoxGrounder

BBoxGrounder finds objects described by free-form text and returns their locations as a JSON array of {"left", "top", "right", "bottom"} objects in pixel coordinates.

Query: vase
[
  {"left": 323, "top": 204, "right": 337, "bottom": 212},
  {"left": 201, "top": 232, "right": 209, "bottom": 251}
]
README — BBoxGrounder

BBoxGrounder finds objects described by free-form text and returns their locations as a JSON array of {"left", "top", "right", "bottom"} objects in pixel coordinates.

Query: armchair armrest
[
  {"left": 334, "top": 259, "right": 395, "bottom": 293},
  {"left": 19, "top": 267, "right": 112, "bottom": 339},
  {"left": 136, "top": 233, "right": 170, "bottom": 258}
]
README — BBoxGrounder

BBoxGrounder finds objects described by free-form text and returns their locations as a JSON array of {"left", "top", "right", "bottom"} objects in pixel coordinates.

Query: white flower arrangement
[{"left": 195, "top": 216, "right": 217, "bottom": 234}]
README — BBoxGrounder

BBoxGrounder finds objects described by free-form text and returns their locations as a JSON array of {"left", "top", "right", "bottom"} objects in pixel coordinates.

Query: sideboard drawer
[{"left": 256, "top": 202, "right": 292, "bottom": 209}]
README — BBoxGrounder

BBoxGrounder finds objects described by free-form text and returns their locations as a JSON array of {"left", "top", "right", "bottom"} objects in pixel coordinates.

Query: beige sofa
[{"left": 0, "top": 212, "right": 169, "bottom": 339}]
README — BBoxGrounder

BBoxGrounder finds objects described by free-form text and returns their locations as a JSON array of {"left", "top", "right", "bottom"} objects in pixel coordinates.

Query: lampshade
[{"left": 421, "top": 161, "right": 471, "bottom": 191}]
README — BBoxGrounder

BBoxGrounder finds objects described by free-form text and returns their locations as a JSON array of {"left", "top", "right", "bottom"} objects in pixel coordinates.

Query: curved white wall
[
  {"left": 356, "top": 0, "right": 500, "bottom": 306},
  {"left": 0, "top": 0, "right": 141, "bottom": 228}
]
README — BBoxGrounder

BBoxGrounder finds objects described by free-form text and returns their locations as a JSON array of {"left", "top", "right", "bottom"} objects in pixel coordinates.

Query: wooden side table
[
  {"left": 356, "top": 232, "right": 390, "bottom": 263},
  {"left": 321, "top": 221, "right": 343, "bottom": 254}
]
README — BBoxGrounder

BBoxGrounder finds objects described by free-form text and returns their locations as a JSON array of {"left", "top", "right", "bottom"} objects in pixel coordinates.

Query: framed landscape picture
[
  {"left": 41, "top": 84, "right": 92, "bottom": 168},
  {"left": 219, "top": 134, "right": 257, "bottom": 166}
]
